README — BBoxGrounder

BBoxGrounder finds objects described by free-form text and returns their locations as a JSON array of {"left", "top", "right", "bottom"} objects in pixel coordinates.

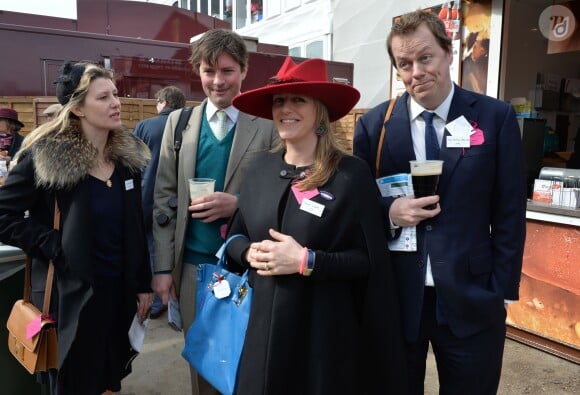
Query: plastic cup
[{"left": 188, "top": 178, "right": 215, "bottom": 201}]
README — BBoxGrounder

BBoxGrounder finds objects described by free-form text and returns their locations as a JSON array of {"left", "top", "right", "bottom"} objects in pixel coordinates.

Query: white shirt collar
[
  {"left": 205, "top": 100, "right": 239, "bottom": 123},
  {"left": 409, "top": 83, "right": 455, "bottom": 122}
]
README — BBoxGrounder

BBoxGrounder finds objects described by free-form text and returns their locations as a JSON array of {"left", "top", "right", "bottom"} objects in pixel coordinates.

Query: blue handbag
[{"left": 182, "top": 234, "right": 251, "bottom": 395}]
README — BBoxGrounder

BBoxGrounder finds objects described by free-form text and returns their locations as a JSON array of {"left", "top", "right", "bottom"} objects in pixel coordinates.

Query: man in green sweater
[{"left": 151, "top": 29, "right": 278, "bottom": 395}]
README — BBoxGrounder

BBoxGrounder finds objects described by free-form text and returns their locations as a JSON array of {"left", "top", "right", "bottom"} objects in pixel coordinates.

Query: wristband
[
  {"left": 303, "top": 249, "right": 315, "bottom": 276},
  {"left": 299, "top": 247, "right": 308, "bottom": 275}
]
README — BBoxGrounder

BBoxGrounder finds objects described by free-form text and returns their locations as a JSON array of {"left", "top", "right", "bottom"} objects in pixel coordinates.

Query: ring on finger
[{"left": 264, "top": 263, "right": 270, "bottom": 271}]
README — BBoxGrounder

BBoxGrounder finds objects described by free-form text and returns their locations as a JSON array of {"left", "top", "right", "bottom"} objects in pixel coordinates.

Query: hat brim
[
  {"left": 0, "top": 116, "right": 24, "bottom": 129},
  {"left": 233, "top": 82, "right": 360, "bottom": 122}
]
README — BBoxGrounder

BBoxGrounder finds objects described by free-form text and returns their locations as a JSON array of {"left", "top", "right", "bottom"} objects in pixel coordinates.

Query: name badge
[
  {"left": 300, "top": 198, "right": 324, "bottom": 217},
  {"left": 125, "top": 179, "right": 134, "bottom": 191},
  {"left": 445, "top": 116, "right": 471, "bottom": 148}
]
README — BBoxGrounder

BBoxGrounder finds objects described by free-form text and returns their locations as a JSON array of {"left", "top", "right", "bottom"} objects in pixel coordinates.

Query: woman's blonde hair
[
  {"left": 19, "top": 64, "right": 116, "bottom": 155},
  {"left": 277, "top": 100, "right": 347, "bottom": 191}
]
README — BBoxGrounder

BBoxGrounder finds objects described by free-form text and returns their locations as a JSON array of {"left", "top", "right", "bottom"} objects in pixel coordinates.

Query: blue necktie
[{"left": 421, "top": 111, "right": 440, "bottom": 160}]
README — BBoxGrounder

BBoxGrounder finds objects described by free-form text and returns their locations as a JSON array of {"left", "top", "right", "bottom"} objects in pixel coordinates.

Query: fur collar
[{"left": 32, "top": 125, "right": 150, "bottom": 189}]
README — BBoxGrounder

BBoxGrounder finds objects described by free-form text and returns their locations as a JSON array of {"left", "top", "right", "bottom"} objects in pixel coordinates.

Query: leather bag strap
[
  {"left": 42, "top": 200, "right": 60, "bottom": 315},
  {"left": 23, "top": 199, "right": 59, "bottom": 316},
  {"left": 375, "top": 96, "right": 398, "bottom": 177}
]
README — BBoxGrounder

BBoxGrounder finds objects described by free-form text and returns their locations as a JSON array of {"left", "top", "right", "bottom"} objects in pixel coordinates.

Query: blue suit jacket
[{"left": 354, "top": 86, "right": 527, "bottom": 341}]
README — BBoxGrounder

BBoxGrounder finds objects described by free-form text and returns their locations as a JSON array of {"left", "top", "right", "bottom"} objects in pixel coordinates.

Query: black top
[{"left": 89, "top": 168, "right": 124, "bottom": 278}]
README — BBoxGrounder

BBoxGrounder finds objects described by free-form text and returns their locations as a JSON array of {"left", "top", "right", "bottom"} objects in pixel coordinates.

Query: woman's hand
[
  {"left": 137, "top": 292, "right": 154, "bottom": 323},
  {"left": 247, "top": 228, "right": 303, "bottom": 276}
]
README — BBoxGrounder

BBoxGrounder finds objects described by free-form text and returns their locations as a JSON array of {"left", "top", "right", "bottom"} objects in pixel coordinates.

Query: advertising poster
[{"left": 461, "top": 0, "right": 492, "bottom": 95}]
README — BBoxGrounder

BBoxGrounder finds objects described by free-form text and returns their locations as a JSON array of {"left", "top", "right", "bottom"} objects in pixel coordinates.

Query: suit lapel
[
  {"left": 224, "top": 112, "right": 258, "bottom": 191},
  {"left": 383, "top": 92, "right": 416, "bottom": 175},
  {"left": 181, "top": 102, "right": 205, "bottom": 183},
  {"left": 438, "top": 86, "right": 479, "bottom": 195}
]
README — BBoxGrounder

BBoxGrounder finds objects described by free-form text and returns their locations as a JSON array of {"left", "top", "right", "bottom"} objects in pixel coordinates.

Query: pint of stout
[{"left": 410, "top": 160, "right": 444, "bottom": 209}]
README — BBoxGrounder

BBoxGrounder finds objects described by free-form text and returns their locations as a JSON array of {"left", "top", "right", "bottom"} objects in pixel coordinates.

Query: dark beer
[{"left": 410, "top": 160, "right": 443, "bottom": 209}]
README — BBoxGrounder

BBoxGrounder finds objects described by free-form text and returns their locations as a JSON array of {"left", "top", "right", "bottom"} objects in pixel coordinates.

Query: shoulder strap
[
  {"left": 174, "top": 106, "right": 194, "bottom": 175},
  {"left": 24, "top": 200, "right": 59, "bottom": 316},
  {"left": 375, "top": 97, "right": 398, "bottom": 177},
  {"left": 42, "top": 200, "right": 59, "bottom": 315}
]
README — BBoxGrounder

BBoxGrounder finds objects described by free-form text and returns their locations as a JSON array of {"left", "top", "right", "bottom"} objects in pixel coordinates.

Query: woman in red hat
[{"left": 226, "top": 57, "right": 407, "bottom": 394}]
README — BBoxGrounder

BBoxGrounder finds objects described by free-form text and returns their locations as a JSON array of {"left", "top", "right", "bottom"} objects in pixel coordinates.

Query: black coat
[
  {"left": 227, "top": 151, "right": 407, "bottom": 395},
  {"left": 0, "top": 126, "right": 151, "bottom": 393}
]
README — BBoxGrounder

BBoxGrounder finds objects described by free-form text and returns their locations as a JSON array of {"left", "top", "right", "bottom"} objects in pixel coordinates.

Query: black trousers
[{"left": 406, "top": 287, "right": 506, "bottom": 395}]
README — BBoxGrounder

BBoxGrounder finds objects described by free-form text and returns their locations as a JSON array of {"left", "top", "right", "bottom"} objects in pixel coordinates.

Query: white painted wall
[{"left": 235, "top": 1, "right": 332, "bottom": 55}]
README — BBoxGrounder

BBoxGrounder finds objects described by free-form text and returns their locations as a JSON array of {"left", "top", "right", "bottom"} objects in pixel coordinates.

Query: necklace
[{"left": 105, "top": 179, "right": 112, "bottom": 188}]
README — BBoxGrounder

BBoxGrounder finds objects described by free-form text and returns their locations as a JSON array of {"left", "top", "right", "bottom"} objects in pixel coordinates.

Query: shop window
[
  {"left": 306, "top": 40, "right": 323, "bottom": 58},
  {"left": 251, "top": 1, "right": 263, "bottom": 23},
  {"left": 289, "top": 36, "right": 330, "bottom": 60},
  {"left": 211, "top": 0, "right": 220, "bottom": 17},
  {"left": 182, "top": 0, "right": 193, "bottom": 11},
  {"left": 225, "top": 0, "right": 233, "bottom": 22},
  {"left": 289, "top": 47, "right": 302, "bottom": 57},
  {"left": 236, "top": 0, "right": 248, "bottom": 28}
]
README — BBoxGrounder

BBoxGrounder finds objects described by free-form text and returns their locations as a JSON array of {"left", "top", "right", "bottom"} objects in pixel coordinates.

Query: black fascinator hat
[{"left": 54, "top": 61, "right": 87, "bottom": 105}]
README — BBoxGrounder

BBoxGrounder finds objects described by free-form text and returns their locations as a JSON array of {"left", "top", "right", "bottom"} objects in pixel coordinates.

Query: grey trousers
[{"left": 180, "top": 262, "right": 220, "bottom": 395}]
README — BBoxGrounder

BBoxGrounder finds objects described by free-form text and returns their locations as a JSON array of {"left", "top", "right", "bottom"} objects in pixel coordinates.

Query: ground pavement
[{"left": 122, "top": 312, "right": 579, "bottom": 395}]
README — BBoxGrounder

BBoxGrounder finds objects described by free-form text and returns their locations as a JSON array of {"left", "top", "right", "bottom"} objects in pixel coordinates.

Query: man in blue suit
[
  {"left": 134, "top": 85, "right": 186, "bottom": 318},
  {"left": 354, "top": 10, "right": 527, "bottom": 395}
]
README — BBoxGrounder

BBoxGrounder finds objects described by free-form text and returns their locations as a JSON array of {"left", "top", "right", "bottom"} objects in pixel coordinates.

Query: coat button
[
  {"left": 425, "top": 225, "right": 433, "bottom": 231},
  {"left": 418, "top": 259, "right": 424, "bottom": 268}
]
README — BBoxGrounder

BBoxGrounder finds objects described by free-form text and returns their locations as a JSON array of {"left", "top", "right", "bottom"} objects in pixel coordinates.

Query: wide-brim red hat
[
  {"left": 0, "top": 108, "right": 24, "bottom": 128},
  {"left": 233, "top": 57, "right": 360, "bottom": 122}
]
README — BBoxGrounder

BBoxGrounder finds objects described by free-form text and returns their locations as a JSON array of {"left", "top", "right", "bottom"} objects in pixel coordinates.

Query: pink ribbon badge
[
  {"left": 463, "top": 121, "right": 485, "bottom": 156},
  {"left": 291, "top": 185, "right": 319, "bottom": 205}
]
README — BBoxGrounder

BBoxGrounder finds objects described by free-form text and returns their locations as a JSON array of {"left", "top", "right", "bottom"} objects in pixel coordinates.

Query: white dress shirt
[
  {"left": 407, "top": 83, "right": 454, "bottom": 286},
  {"left": 205, "top": 101, "right": 239, "bottom": 138}
]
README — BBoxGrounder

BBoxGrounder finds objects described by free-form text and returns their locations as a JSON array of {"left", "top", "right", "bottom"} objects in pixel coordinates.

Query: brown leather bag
[{"left": 6, "top": 201, "right": 60, "bottom": 374}]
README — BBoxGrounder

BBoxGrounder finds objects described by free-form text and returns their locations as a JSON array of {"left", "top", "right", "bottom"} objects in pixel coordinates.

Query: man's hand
[
  {"left": 151, "top": 273, "right": 177, "bottom": 305},
  {"left": 189, "top": 192, "right": 237, "bottom": 223},
  {"left": 390, "top": 196, "right": 441, "bottom": 227},
  {"left": 136, "top": 292, "right": 153, "bottom": 323}
]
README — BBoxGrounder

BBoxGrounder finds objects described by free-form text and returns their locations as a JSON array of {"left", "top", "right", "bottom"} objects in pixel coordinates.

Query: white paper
[
  {"left": 167, "top": 298, "right": 182, "bottom": 332},
  {"left": 128, "top": 313, "right": 149, "bottom": 352},
  {"left": 300, "top": 198, "right": 324, "bottom": 217},
  {"left": 445, "top": 116, "right": 471, "bottom": 148},
  {"left": 375, "top": 173, "right": 417, "bottom": 252}
]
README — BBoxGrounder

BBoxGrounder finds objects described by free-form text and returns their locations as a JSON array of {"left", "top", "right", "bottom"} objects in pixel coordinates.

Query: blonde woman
[{"left": 0, "top": 62, "right": 152, "bottom": 395}]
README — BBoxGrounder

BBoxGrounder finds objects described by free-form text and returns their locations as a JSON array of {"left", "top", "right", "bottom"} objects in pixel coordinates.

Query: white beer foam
[{"left": 410, "top": 161, "right": 443, "bottom": 176}]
